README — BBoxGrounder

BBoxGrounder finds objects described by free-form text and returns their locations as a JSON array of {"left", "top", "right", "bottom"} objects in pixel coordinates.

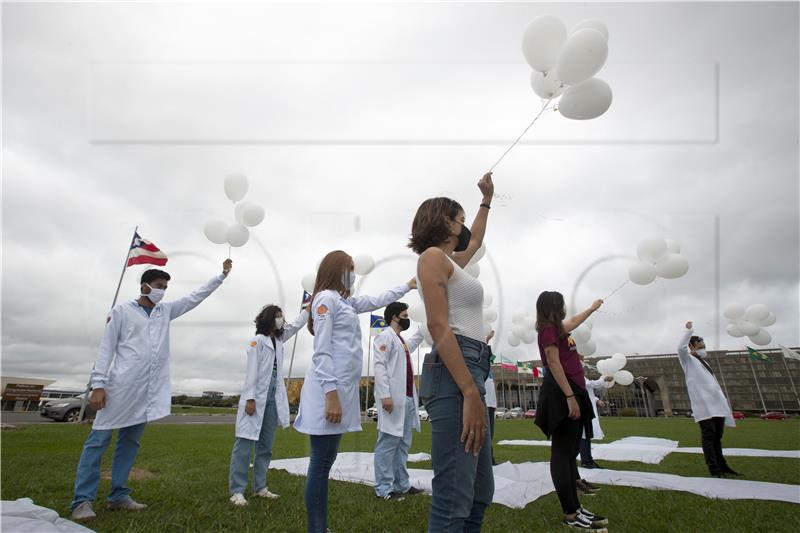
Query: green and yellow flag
[{"left": 747, "top": 346, "right": 771, "bottom": 363}]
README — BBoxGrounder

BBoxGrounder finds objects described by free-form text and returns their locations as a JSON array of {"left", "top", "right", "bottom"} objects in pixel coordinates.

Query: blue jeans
[
  {"left": 70, "top": 422, "right": 147, "bottom": 510},
  {"left": 305, "top": 433, "right": 342, "bottom": 533},
  {"left": 420, "top": 335, "right": 494, "bottom": 533},
  {"left": 373, "top": 396, "right": 415, "bottom": 497},
  {"left": 229, "top": 391, "right": 279, "bottom": 494}
]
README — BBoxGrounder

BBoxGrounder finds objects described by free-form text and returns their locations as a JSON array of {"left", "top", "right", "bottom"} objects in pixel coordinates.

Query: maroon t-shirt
[{"left": 537, "top": 324, "right": 586, "bottom": 390}]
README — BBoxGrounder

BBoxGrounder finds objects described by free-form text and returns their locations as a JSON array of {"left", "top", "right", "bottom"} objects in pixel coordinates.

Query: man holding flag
[
  {"left": 677, "top": 321, "right": 739, "bottom": 478},
  {"left": 70, "top": 233, "right": 232, "bottom": 521}
]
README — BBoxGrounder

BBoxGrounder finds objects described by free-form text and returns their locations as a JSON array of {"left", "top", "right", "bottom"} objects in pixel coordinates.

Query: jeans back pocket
[{"left": 419, "top": 351, "right": 442, "bottom": 406}]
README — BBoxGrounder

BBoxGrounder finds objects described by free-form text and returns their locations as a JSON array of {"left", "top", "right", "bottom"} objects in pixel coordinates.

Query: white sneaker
[
  {"left": 255, "top": 488, "right": 279, "bottom": 499},
  {"left": 229, "top": 493, "right": 248, "bottom": 506},
  {"left": 71, "top": 501, "right": 96, "bottom": 521},
  {"left": 107, "top": 497, "right": 147, "bottom": 511}
]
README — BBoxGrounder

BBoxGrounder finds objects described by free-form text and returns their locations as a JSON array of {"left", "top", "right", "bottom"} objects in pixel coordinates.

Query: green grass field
[
  {"left": 2, "top": 418, "right": 799, "bottom": 532},
  {"left": 170, "top": 405, "right": 239, "bottom": 415}
]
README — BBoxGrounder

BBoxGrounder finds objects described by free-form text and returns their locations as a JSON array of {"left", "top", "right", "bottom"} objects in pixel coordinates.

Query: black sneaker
[
  {"left": 576, "top": 479, "right": 598, "bottom": 496},
  {"left": 405, "top": 487, "right": 424, "bottom": 495},
  {"left": 722, "top": 466, "right": 742, "bottom": 476},
  {"left": 580, "top": 479, "right": 601, "bottom": 492},
  {"left": 578, "top": 507, "right": 609, "bottom": 526},
  {"left": 562, "top": 514, "right": 608, "bottom": 532},
  {"left": 580, "top": 461, "right": 599, "bottom": 469},
  {"left": 380, "top": 492, "right": 405, "bottom": 501}
]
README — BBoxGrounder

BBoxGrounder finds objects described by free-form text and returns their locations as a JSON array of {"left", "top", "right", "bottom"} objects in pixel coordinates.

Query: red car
[
  {"left": 760, "top": 411, "right": 788, "bottom": 420},
  {"left": 524, "top": 409, "right": 536, "bottom": 419},
  {"left": 732, "top": 411, "right": 745, "bottom": 420}
]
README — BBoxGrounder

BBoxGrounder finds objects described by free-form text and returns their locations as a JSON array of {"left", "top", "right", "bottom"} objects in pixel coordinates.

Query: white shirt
[
  {"left": 91, "top": 274, "right": 226, "bottom": 430},
  {"left": 418, "top": 256, "right": 484, "bottom": 342},
  {"left": 294, "top": 285, "right": 411, "bottom": 436},
  {"left": 585, "top": 377, "right": 612, "bottom": 440},
  {"left": 373, "top": 328, "right": 424, "bottom": 437},
  {"left": 235, "top": 310, "right": 308, "bottom": 440},
  {"left": 677, "top": 327, "right": 735, "bottom": 427},
  {"left": 484, "top": 375, "right": 498, "bottom": 409}
]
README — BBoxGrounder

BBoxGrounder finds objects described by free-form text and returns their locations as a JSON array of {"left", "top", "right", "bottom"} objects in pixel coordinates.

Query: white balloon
[
  {"left": 464, "top": 262, "right": 480, "bottom": 278},
  {"left": 530, "top": 70, "right": 564, "bottom": 99},
  {"left": 611, "top": 352, "right": 627, "bottom": 369},
  {"left": 555, "top": 28, "right": 608, "bottom": 85},
  {"left": 605, "top": 359, "right": 623, "bottom": 375},
  {"left": 585, "top": 320, "right": 594, "bottom": 331},
  {"left": 512, "top": 324, "right": 526, "bottom": 339},
  {"left": 241, "top": 203, "right": 265, "bottom": 227},
  {"left": 484, "top": 323, "right": 493, "bottom": 336},
  {"left": 522, "top": 316, "right": 537, "bottom": 330},
  {"left": 637, "top": 237, "right": 668, "bottom": 263},
  {"left": 408, "top": 303, "right": 427, "bottom": 323},
  {"left": 512, "top": 310, "right": 528, "bottom": 324},
  {"left": 353, "top": 254, "right": 375, "bottom": 276},
  {"left": 576, "top": 339, "right": 596, "bottom": 356},
  {"left": 521, "top": 329, "right": 537, "bottom": 344},
  {"left": 596, "top": 359, "right": 612, "bottom": 375},
  {"left": 469, "top": 242, "right": 487, "bottom": 264},
  {"left": 744, "top": 304, "right": 770, "bottom": 324},
  {"left": 760, "top": 312, "right": 777, "bottom": 327},
  {"left": 224, "top": 173, "right": 249, "bottom": 203},
  {"left": 301, "top": 273, "right": 317, "bottom": 293},
  {"left": 483, "top": 294, "right": 494, "bottom": 308},
  {"left": 723, "top": 303, "right": 746, "bottom": 320},
  {"left": 628, "top": 261, "right": 657, "bottom": 285},
  {"left": 572, "top": 324, "right": 591, "bottom": 343},
  {"left": 521, "top": 15, "right": 568, "bottom": 72},
  {"left": 203, "top": 220, "right": 229, "bottom": 244},
  {"left": 748, "top": 329, "right": 772, "bottom": 346},
  {"left": 557, "top": 77, "right": 612, "bottom": 120},
  {"left": 614, "top": 370, "right": 634, "bottom": 386},
  {"left": 226, "top": 224, "right": 250, "bottom": 247},
  {"left": 571, "top": 19, "right": 609, "bottom": 41},
  {"left": 664, "top": 238, "right": 681, "bottom": 254},
  {"left": 726, "top": 323, "right": 745, "bottom": 338},
  {"left": 654, "top": 253, "right": 690, "bottom": 279},
  {"left": 483, "top": 309, "right": 498, "bottom": 323},
  {"left": 508, "top": 334, "right": 521, "bottom": 347},
  {"left": 234, "top": 201, "right": 253, "bottom": 225},
  {"left": 738, "top": 321, "right": 760, "bottom": 336}
]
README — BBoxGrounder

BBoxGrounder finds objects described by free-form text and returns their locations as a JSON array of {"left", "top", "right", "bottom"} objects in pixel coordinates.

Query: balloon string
[
  {"left": 489, "top": 98, "right": 553, "bottom": 172},
  {"left": 603, "top": 280, "right": 630, "bottom": 301}
]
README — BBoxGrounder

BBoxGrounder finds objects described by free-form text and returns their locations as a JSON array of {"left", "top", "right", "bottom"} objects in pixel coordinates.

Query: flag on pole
[
  {"left": 500, "top": 355, "right": 518, "bottom": 372},
  {"left": 370, "top": 314, "right": 388, "bottom": 336},
  {"left": 516, "top": 361, "right": 533, "bottom": 374},
  {"left": 747, "top": 346, "right": 772, "bottom": 363},
  {"left": 778, "top": 344, "right": 800, "bottom": 362},
  {"left": 533, "top": 367, "right": 544, "bottom": 378},
  {"left": 127, "top": 233, "right": 167, "bottom": 267}
]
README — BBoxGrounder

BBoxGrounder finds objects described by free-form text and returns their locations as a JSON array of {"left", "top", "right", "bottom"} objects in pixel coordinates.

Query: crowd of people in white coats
[{"left": 69, "top": 173, "right": 739, "bottom": 532}]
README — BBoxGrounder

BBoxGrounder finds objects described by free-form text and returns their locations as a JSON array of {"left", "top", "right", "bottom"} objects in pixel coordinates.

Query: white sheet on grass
[
  {"left": 1, "top": 498, "right": 95, "bottom": 533},
  {"left": 269, "top": 452, "right": 800, "bottom": 508}
]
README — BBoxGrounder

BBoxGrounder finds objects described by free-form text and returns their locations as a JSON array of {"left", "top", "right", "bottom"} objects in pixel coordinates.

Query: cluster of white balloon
[
  {"left": 508, "top": 311, "right": 536, "bottom": 347},
  {"left": 594, "top": 353, "right": 634, "bottom": 386},
  {"left": 724, "top": 303, "right": 777, "bottom": 346},
  {"left": 203, "top": 174, "right": 266, "bottom": 248},
  {"left": 522, "top": 15, "right": 612, "bottom": 120},
  {"left": 300, "top": 254, "right": 377, "bottom": 294},
  {"left": 628, "top": 237, "right": 690, "bottom": 286},
  {"left": 570, "top": 322, "right": 597, "bottom": 357}
]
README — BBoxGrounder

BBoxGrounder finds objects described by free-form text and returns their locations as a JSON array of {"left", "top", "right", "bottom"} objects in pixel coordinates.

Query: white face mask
[
  {"left": 695, "top": 348, "right": 707, "bottom": 358},
  {"left": 274, "top": 317, "right": 285, "bottom": 329},
  {"left": 343, "top": 271, "right": 356, "bottom": 290},
  {"left": 143, "top": 284, "right": 165, "bottom": 304}
]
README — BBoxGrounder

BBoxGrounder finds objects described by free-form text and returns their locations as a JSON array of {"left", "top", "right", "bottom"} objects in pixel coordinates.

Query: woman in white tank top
[{"left": 409, "top": 172, "right": 495, "bottom": 532}]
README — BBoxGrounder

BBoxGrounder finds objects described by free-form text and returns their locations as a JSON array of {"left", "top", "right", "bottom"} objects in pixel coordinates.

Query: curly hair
[
  {"left": 255, "top": 304, "right": 284, "bottom": 338},
  {"left": 408, "top": 197, "right": 464, "bottom": 255},
  {"left": 535, "top": 291, "right": 567, "bottom": 338}
]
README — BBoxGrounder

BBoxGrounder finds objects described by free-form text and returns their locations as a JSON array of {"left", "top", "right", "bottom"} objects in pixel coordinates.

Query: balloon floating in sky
[
  {"left": 724, "top": 302, "right": 776, "bottom": 346},
  {"left": 628, "top": 237, "right": 690, "bottom": 285},
  {"left": 203, "top": 173, "right": 267, "bottom": 248}
]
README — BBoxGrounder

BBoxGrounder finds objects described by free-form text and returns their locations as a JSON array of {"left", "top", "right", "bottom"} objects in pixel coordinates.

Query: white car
[{"left": 418, "top": 408, "right": 429, "bottom": 421}]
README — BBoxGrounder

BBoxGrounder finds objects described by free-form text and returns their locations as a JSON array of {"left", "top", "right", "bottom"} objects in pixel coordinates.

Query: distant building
[
  {"left": 202, "top": 391, "right": 224, "bottom": 399},
  {"left": 1, "top": 376, "right": 56, "bottom": 412}
]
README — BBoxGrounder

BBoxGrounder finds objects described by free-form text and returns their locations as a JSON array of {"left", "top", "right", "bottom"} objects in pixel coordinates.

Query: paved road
[{"left": 1, "top": 412, "right": 237, "bottom": 425}]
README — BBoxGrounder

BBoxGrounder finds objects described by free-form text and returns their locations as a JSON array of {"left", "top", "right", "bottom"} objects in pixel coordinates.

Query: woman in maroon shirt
[{"left": 533, "top": 291, "right": 607, "bottom": 532}]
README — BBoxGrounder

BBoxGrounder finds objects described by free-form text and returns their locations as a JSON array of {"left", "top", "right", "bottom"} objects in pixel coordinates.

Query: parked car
[
  {"left": 524, "top": 409, "right": 536, "bottom": 419},
  {"left": 508, "top": 407, "right": 523, "bottom": 419},
  {"left": 494, "top": 408, "right": 508, "bottom": 419},
  {"left": 40, "top": 397, "right": 95, "bottom": 422},
  {"left": 366, "top": 407, "right": 378, "bottom": 420},
  {"left": 418, "top": 408, "right": 429, "bottom": 421},
  {"left": 760, "top": 411, "right": 788, "bottom": 420},
  {"left": 732, "top": 411, "right": 746, "bottom": 420}
]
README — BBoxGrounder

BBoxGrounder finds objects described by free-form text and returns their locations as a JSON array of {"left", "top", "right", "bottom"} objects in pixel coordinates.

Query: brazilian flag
[{"left": 747, "top": 346, "right": 771, "bottom": 363}]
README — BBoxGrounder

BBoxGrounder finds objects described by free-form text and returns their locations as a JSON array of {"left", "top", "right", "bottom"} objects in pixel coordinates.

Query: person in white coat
[
  {"left": 483, "top": 330, "right": 498, "bottom": 465},
  {"left": 579, "top": 374, "right": 613, "bottom": 469},
  {"left": 294, "top": 250, "right": 416, "bottom": 533},
  {"left": 228, "top": 304, "right": 309, "bottom": 506},
  {"left": 70, "top": 260, "right": 232, "bottom": 521},
  {"left": 677, "top": 321, "right": 738, "bottom": 477},
  {"left": 372, "top": 301, "right": 425, "bottom": 499}
]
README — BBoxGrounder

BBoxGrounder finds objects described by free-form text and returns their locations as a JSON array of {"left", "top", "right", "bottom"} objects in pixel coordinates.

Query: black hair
[
  {"left": 141, "top": 269, "right": 171, "bottom": 285},
  {"left": 255, "top": 305, "right": 284, "bottom": 338},
  {"left": 689, "top": 336, "right": 704, "bottom": 346},
  {"left": 535, "top": 291, "right": 567, "bottom": 338},
  {"left": 384, "top": 302, "right": 409, "bottom": 324}
]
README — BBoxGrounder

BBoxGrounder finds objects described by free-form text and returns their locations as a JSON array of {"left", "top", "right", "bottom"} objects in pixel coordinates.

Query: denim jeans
[
  {"left": 373, "top": 396, "right": 415, "bottom": 497},
  {"left": 419, "top": 334, "right": 494, "bottom": 533},
  {"left": 305, "top": 433, "right": 343, "bottom": 533},
  {"left": 70, "top": 422, "right": 147, "bottom": 510},
  {"left": 229, "top": 387, "right": 279, "bottom": 494}
]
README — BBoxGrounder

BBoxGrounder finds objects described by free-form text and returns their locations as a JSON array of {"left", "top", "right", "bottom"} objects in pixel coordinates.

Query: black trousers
[
  {"left": 488, "top": 407, "right": 496, "bottom": 463},
  {"left": 550, "top": 416, "right": 583, "bottom": 514},
  {"left": 699, "top": 417, "right": 728, "bottom": 474},
  {"left": 578, "top": 438, "right": 593, "bottom": 464}
]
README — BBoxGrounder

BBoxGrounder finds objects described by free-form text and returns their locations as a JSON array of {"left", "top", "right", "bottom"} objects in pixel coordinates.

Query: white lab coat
[
  {"left": 234, "top": 310, "right": 308, "bottom": 440},
  {"left": 294, "top": 285, "right": 411, "bottom": 436},
  {"left": 677, "top": 327, "right": 735, "bottom": 427},
  {"left": 585, "top": 377, "right": 612, "bottom": 440},
  {"left": 372, "top": 328, "right": 424, "bottom": 437},
  {"left": 485, "top": 376, "right": 498, "bottom": 409},
  {"left": 91, "top": 274, "right": 226, "bottom": 430}
]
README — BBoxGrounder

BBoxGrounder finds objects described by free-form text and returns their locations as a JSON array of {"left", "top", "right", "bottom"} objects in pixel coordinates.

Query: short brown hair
[
  {"left": 408, "top": 197, "right": 463, "bottom": 255},
  {"left": 307, "top": 250, "right": 353, "bottom": 335}
]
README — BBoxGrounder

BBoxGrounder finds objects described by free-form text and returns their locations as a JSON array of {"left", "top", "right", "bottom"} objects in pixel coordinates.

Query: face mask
[
  {"left": 695, "top": 348, "right": 707, "bottom": 358},
  {"left": 143, "top": 284, "right": 165, "bottom": 304},
  {"left": 274, "top": 317, "right": 285, "bottom": 329},
  {"left": 398, "top": 318, "right": 411, "bottom": 331},
  {"left": 454, "top": 222, "right": 472, "bottom": 252},
  {"left": 343, "top": 271, "right": 356, "bottom": 290}
]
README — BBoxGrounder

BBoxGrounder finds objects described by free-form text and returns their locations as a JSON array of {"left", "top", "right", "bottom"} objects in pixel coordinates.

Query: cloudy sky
[{"left": 2, "top": 1, "right": 798, "bottom": 395}]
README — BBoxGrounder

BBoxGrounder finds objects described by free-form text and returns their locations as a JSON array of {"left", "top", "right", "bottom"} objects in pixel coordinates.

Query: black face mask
[
  {"left": 398, "top": 318, "right": 411, "bottom": 331},
  {"left": 454, "top": 222, "right": 472, "bottom": 252}
]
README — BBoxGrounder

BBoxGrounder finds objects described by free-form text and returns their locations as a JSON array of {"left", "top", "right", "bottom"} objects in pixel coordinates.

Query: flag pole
[
  {"left": 79, "top": 225, "right": 139, "bottom": 422},
  {"left": 780, "top": 353, "right": 800, "bottom": 409},
  {"left": 746, "top": 354, "right": 767, "bottom": 414},
  {"left": 364, "top": 335, "right": 372, "bottom": 418}
]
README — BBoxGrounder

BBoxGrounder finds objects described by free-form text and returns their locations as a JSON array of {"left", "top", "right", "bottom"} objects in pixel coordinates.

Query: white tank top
[{"left": 420, "top": 256, "right": 485, "bottom": 342}]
